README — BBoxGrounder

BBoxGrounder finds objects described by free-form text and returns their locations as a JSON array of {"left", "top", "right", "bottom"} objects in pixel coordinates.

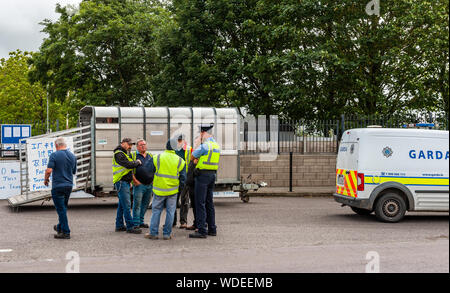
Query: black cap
[
  {"left": 121, "top": 138, "right": 135, "bottom": 145},
  {"left": 199, "top": 124, "right": 214, "bottom": 132}
]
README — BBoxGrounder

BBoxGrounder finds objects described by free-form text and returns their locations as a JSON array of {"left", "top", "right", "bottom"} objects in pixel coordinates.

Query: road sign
[{"left": 1, "top": 124, "right": 32, "bottom": 144}]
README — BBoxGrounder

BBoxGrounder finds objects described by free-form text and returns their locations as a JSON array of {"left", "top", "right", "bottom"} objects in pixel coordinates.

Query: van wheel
[
  {"left": 350, "top": 207, "right": 372, "bottom": 216},
  {"left": 374, "top": 192, "right": 406, "bottom": 223}
]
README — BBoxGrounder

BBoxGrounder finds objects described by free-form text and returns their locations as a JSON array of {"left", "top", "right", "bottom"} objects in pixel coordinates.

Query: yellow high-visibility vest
[
  {"left": 196, "top": 140, "right": 221, "bottom": 171},
  {"left": 152, "top": 150, "right": 185, "bottom": 196},
  {"left": 184, "top": 145, "right": 192, "bottom": 172},
  {"left": 112, "top": 150, "right": 134, "bottom": 184}
]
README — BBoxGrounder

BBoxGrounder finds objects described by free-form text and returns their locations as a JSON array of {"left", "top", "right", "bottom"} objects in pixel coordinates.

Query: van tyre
[
  {"left": 374, "top": 192, "right": 407, "bottom": 223},
  {"left": 350, "top": 207, "right": 372, "bottom": 216}
]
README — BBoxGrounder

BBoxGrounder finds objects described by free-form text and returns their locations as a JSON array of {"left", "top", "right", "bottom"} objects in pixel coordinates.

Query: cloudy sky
[{"left": 0, "top": 0, "right": 82, "bottom": 59}]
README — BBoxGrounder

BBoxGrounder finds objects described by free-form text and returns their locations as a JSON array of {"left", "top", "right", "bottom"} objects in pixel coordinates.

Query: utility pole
[{"left": 46, "top": 84, "right": 49, "bottom": 133}]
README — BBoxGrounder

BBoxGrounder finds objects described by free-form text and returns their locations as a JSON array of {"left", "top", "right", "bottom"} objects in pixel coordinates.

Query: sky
[{"left": 0, "top": 0, "right": 82, "bottom": 60}]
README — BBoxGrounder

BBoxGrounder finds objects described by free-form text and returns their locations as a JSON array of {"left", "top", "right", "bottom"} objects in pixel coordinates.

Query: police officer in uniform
[{"left": 189, "top": 124, "right": 221, "bottom": 239}]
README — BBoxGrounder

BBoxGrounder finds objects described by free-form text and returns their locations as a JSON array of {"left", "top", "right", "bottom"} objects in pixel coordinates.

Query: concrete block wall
[{"left": 240, "top": 154, "right": 337, "bottom": 187}]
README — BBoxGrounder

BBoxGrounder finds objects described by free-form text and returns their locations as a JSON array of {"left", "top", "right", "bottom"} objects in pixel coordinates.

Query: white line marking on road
[{"left": 0, "top": 249, "right": 13, "bottom": 253}]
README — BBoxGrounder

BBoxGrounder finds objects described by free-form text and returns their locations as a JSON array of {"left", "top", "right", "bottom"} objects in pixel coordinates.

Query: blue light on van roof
[
  {"left": 402, "top": 123, "right": 435, "bottom": 128},
  {"left": 416, "top": 123, "right": 435, "bottom": 128}
]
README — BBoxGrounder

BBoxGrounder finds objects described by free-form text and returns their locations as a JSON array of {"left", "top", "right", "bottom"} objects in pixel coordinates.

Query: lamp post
[{"left": 46, "top": 84, "right": 49, "bottom": 133}]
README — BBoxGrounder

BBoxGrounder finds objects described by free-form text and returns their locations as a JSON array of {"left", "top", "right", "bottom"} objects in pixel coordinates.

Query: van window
[
  {"left": 96, "top": 118, "right": 119, "bottom": 124},
  {"left": 337, "top": 142, "right": 359, "bottom": 171}
]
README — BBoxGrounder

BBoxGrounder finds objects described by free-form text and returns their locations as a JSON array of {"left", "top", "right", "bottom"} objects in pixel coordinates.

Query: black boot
[
  {"left": 189, "top": 232, "right": 207, "bottom": 239},
  {"left": 127, "top": 227, "right": 142, "bottom": 234},
  {"left": 54, "top": 233, "right": 70, "bottom": 239}
]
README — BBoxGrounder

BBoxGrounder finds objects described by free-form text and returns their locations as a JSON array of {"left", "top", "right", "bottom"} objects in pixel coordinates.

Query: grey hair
[
  {"left": 136, "top": 139, "right": 146, "bottom": 146},
  {"left": 55, "top": 137, "right": 67, "bottom": 147}
]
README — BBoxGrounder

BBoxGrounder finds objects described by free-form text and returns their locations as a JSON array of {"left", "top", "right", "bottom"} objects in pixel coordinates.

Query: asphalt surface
[{"left": 0, "top": 196, "right": 448, "bottom": 273}]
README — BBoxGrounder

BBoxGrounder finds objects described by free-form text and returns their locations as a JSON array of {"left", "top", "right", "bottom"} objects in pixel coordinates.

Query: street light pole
[{"left": 46, "top": 84, "right": 49, "bottom": 133}]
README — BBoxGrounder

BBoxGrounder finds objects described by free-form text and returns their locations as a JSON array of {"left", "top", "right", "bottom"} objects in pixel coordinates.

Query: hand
[
  {"left": 193, "top": 158, "right": 199, "bottom": 164},
  {"left": 136, "top": 159, "right": 142, "bottom": 165},
  {"left": 44, "top": 179, "right": 49, "bottom": 186},
  {"left": 132, "top": 175, "right": 141, "bottom": 186}
]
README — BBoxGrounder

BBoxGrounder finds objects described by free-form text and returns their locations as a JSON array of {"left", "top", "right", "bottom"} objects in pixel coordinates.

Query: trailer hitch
[{"left": 232, "top": 174, "right": 267, "bottom": 203}]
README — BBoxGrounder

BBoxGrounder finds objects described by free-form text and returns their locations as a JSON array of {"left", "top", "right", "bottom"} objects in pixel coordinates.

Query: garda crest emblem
[{"left": 382, "top": 147, "right": 393, "bottom": 158}]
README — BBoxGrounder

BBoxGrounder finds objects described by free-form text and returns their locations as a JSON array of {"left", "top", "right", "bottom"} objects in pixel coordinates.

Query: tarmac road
[{"left": 0, "top": 196, "right": 448, "bottom": 273}]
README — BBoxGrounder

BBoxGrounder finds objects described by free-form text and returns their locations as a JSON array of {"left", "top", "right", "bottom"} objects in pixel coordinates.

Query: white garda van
[{"left": 333, "top": 128, "right": 449, "bottom": 222}]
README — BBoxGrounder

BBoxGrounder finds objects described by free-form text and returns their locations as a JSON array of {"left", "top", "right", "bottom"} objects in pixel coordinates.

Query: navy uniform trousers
[{"left": 194, "top": 172, "right": 217, "bottom": 235}]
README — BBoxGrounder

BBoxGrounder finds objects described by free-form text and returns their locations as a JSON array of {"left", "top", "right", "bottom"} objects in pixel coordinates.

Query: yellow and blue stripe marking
[{"left": 365, "top": 175, "right": 449, "bottom": 187}]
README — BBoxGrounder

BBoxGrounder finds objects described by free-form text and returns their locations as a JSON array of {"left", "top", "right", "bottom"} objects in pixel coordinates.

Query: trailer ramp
[
  {"left": 7, "top": 125, "right": 92, "bottom": 208},
  {"left": 8, "top": 190, "right": 53, "bottom": 208}
]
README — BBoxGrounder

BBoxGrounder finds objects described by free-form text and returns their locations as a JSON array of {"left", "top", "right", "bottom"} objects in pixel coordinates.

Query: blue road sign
[{"left": 1, "top": 124, "right": 32, "bottom": 144}]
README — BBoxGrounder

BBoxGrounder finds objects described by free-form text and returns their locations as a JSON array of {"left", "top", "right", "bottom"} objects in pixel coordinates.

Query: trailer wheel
[
  {"left": 350, "top": 207, "right": 372, "bottom": 216},
  {"left": 374, "top": 192, "right": 406, "bottom": 223}
]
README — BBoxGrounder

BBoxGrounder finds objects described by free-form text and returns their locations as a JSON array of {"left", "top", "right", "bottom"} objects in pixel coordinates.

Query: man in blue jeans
[
  {"left": 131, "top": 139, "right": 153, "bottom": 229},
  {"left": 44, "top": 137, "right": 77, "bottom": 239},
  {"left": 113, "top": 138, "right": 143, "bottom": 234},
  {"left": 145, "top": 139, "right": 186, "bottom": 240}
]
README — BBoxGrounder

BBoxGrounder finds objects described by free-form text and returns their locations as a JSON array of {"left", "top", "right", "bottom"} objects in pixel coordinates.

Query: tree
[
  {"left": 0, "top": 50, "right": 44, "bottom": 121},
  {"left": 154, "top": 0, "right": 449, "bottom": 119},
  {"left": 0, "top": 50, "right": 76, "bottom": 133},
  {"left": 29, "top": 0, "right": 172, "bottom": 107},
  {"left": 28, "top": 0, "right": 448, "bottom": 121},
  {"left": 154, "top": 0, "right": 291, "bottom": 116}
]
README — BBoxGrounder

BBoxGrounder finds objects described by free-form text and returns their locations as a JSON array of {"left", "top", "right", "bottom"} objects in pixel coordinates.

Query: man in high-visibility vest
[
  {"left": 131, "top": 139, "right": 154, "bottom": 229},
  {"left": 189, "top": 124, "right": 220, "bottom": 239},
  {"left": 113, "top": 138, "right": 143, "bottom": 234},
  {"left": 173, "top": 134, "right": 194, "bottom": 228},
  {"left": 145, "top": 138, "right": 186, "bottom": 240}
]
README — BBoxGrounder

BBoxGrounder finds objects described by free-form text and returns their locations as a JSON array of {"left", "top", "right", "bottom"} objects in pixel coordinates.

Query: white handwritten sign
[
  {"left": 0, "top": 161, "right": 21, "bottom": 199},
  {"left": 26, "top": 137, "right": 74, "bottom": 192}
]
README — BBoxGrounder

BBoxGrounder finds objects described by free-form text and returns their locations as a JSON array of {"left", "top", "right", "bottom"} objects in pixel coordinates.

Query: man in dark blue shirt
[
  {"left": 44, "top": 137, "right": 77, "bottom": 239},
  {"left": 131, "top": 139, "right": 154, "bottom": 229}
]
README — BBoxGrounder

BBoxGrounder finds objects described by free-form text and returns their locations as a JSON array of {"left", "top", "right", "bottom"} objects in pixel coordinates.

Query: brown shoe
[
  {"left": 185, "top": 225, "right": 196, "bottom": 230},
  {"left": 179, "top": 224, "right": 188, "bottom": 229},
  {"left": 144, "top": 233, "right": 158, "bottom": 240}
]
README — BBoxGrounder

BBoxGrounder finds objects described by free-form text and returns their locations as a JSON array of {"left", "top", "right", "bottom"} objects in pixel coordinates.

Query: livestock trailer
[
  {"left": 8, "top": 106, "right": 261, "bottom": 208},
  {"left": 79, "top": 106, "right": 241, "bottom": 193}
]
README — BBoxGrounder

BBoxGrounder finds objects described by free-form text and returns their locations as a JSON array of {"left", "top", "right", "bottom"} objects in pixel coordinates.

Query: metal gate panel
[{"left": 8, "top": 125, "right": 92, "bottom": 207}]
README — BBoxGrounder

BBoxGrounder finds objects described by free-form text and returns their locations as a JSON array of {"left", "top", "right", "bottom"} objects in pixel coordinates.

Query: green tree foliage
[
  {"left": 28, "top": 0, "right": 448, "bottom": 121},
  {"left": 0, "top": 50, "right": 68, "bottom": 126},
  {"left": 154, "top": 0, "right": 290, "bottom": 116},
  {"left": 274, "top": 0, "right": 449, "bottom": 118},
  {"left": 29, "top": 0, "right": 172, "bottom": 107},
  {"left": 155, "top": 0, "right": 449, "bottom": 119}
]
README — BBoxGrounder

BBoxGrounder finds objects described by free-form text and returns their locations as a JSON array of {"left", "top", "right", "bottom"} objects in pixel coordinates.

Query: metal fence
[
  {"left": 241, "top": 113, "right": 449, "bottom": 154},
  {"left": 341, "top": 113, "right": 449, "bottom": 133},
  {"left": 1, "top": 113, "right": 448, "bottom": 157}
]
